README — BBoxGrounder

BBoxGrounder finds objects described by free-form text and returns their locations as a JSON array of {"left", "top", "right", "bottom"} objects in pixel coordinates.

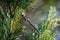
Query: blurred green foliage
[{"left": 39, "top": 30, "right": 56, "bottom": 40}]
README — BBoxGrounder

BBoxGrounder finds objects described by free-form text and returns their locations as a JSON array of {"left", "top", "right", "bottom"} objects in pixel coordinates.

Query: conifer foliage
[{"left": 0, "top": 0, "right": 34, "bottom": 40}]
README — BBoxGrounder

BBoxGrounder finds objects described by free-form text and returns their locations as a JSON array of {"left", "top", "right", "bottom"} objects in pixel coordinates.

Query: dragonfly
[{"left": 20, "top": 13, "right": 40, "bottom": 34}]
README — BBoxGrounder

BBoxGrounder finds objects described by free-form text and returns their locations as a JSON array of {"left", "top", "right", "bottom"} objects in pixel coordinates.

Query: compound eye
[
  {"left": 21, "top": 12, "right": 26, "bottom": 17},
  {"left": 22, "top": 12, "right": 25, "bottom": 15}
]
